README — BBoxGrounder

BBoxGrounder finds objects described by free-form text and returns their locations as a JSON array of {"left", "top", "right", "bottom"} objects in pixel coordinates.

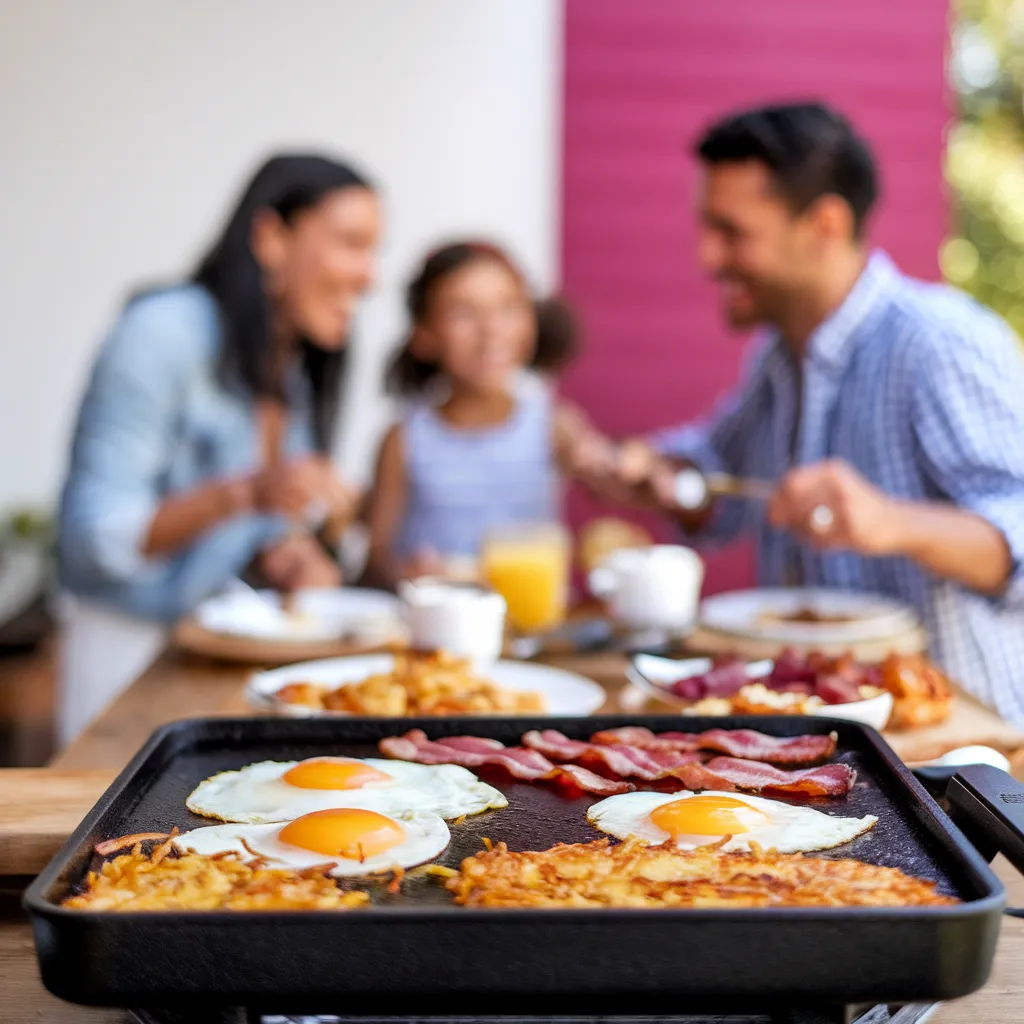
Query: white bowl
[
  {"left": 628, "top": 654, "right": 894, "bottom": 731},
  {"left": 807, "top": 691, "right": 893, "bottom": 731}
]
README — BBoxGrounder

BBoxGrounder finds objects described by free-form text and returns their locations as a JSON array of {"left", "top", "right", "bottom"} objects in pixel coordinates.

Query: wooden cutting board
[
  {"left": 883, "top": 689, "right": 1024, "bottom": 764},
  {"left": 0, "top": 768, "right": 113, "bottom": 876}
]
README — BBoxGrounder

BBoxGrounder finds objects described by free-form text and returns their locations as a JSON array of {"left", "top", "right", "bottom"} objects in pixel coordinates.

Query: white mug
[
  {"left": 589, "top": 545, "right": 705, "bottom": 633},
  {"left": 398, "top": 578, "right": 507, "bottom": 668}
]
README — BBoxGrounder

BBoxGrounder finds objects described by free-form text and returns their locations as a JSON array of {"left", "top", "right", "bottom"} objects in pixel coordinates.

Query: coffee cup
[
  {"left": 397, "top": 577, "right": 506, "bottom": 668},
  {"left": 589, "top": 545, "right": 704, "bottom": 634}
]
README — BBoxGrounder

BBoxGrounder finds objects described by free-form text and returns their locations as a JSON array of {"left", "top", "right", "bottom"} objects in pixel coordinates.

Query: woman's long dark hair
[
  {"left": 387, "top": 241, "right": 580, "bottom": 397},
  {"left": 193, "top": 153, "right": 374, "bottom": 451}
]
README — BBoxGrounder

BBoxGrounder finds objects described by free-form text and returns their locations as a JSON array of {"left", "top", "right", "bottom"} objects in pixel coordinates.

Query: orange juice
[{"left": 482, "top": 526, "right": 569, "bottom": 633}]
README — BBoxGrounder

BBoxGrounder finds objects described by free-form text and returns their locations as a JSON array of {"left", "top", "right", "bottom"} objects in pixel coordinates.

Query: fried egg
[
  {"left": 173, "top": 807, "right": 450, "bottom": 876},
  {"left": 586, "top": 790, "right": 876, "bottom": 854},
  {"left": 186, "top": 757, "right": 507, "bottom": 824}
]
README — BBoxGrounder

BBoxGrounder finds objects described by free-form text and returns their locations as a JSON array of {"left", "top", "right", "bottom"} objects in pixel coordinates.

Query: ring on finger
[{"left": 809, "top": 504, "right": 835, "bottom": 534}]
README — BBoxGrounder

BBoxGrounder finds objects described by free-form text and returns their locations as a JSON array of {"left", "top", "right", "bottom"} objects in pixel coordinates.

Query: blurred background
[
  {"left": 0, "top": 0, "right": 1006, "bottom": 761},
  {"left": 945, "top": 0, "right": 1024, "bottom": 330}
]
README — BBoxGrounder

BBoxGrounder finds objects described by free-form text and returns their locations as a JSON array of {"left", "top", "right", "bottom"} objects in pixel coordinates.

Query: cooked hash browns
[
  {"left": 446, "top": 837, "right": 957, "bottom": 908},
  {"left": 275, "top": 650, "right": 546, "bottom": 716},
  {"left": 61, "top": 838, "right": 370, "bottom": 912}
]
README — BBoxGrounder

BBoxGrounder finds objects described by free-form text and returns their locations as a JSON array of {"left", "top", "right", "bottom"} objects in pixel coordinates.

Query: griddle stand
[{"left": 127, "top": 1004, "right": 939, "bottom": 1024}]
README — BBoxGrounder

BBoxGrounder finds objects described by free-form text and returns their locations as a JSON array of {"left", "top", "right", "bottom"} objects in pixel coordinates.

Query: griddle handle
[
  {"left": 945, "top": 764, "right": 1024, "bottom": 875},
  {"left": 911, "top": 764, "right": 958, "bottom": 800}
]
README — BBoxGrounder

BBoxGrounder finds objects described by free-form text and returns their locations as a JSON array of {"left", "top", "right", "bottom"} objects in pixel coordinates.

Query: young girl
[{"left": 365, "top": 241, "right": 613, "bottom": 587}]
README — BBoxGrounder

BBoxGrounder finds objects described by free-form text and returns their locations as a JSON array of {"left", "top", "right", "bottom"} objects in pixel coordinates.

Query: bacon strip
[
  {"left": 522, "top": 729, "right": 704, "bottom": 780},
  {"left": 549, "top": 764, "right": 636, "bottom": 795},
  {"left": 589, "top": 726, "right": 837, "bottom": 766},
  {"left": 670, "top": 757, "right": 856, "bottom": 797},
  {"left": 521, "top": 729, "right": 850, "bottom": 794},
  {"left": 378, "top": 730, "right": 634, "bottom": 795}
]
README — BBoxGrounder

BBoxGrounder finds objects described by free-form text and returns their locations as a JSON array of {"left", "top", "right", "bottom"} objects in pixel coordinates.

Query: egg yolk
[
  {"left": 649, "top": 796, "right": 771, "bottom": 837},
  {"left": 282, "top": 757, "right": 393, "bottom": 790},
  {"left": 277, "top": 808, "right": 406, "bottom": 860}
]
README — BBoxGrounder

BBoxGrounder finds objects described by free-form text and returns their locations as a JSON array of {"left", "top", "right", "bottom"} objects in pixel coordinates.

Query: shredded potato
[
  {"left": 730, "top": 684, "right": 826, "bottom": 716},
  {"left": 276, "top": 651, "right": 546, "bottom": 716},
  {"left": 446, "top": 837, "right": 958, "bottom": 909},
  {"left": 62, "top": 838, "right": 370, "bottom": 912}
]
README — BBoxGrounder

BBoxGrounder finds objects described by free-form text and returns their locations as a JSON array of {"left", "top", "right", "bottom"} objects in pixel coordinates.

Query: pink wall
[{"left": 560, "top": 0, "right": 949, "bottom": 593}]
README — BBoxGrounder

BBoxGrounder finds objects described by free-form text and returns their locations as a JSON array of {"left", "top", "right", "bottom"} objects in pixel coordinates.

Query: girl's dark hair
[
  {"left": 533, "top": 295, "right": 580, "bottom": 374},
  {"left": 192, "top": 153, "right": 374, "bottom": 450},
  {"left": 387, "top": 241, "right": 580, "bottom": 396}
]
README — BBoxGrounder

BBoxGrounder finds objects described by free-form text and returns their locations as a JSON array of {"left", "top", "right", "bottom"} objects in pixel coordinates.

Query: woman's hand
[
  {"left": 252, "top": 456, "right": 361, "bottom": 526},
  {"left": 259, "top": 535, "right": 342, "bottom": 590}
]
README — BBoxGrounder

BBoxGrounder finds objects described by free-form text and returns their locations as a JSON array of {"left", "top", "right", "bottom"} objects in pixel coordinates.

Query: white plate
[
  {"left": 699, "top": 587, "right": 919, "bottom": 645},
  {"left": 627, "top": 653, "right": 893, "bottom": 731},
  {"left": 196, "top": 587, "right": 402, "bottom": 644},
  {"left": 247, "top": 654, "right": 607, "bottom": 718}
]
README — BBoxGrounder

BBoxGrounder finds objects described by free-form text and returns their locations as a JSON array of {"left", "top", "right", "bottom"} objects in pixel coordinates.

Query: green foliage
[
  {"left": 946, "top": 0, "right": 1024, "bottom": 337},
  {"left": 2, "top": 509, "right": 53, "bottom": 548}
]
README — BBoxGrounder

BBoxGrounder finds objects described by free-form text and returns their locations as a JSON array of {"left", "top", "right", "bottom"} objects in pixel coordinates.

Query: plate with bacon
[{"left": 628, "top": 651, "right": 894, "bottom": 731}]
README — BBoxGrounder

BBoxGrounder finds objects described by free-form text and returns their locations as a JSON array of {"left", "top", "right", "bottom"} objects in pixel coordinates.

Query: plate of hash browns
[{"left": 246, "top": 650, "right": 606, "bottom": 717}]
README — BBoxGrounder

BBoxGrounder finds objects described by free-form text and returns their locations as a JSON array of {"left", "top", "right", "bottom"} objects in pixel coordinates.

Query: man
[{"left": 615, "top": 102, "right": 1024, "bottom": 722}]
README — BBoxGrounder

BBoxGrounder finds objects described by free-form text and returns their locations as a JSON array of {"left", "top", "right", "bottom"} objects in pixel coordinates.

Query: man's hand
[
  {"left": 259, "top": 535, "right": 342, "bottom": 590},
  {"left": 576, "top": 438, "right": 670, "bottom": 510},
  {"left": 608, "top": 440, "right": 714, "bottom": 528},
  {"left": 612, "top": 439, "right": 655, "bottom": 484},
  {"left": 768, "top": 457, "right": 1013, "bottom": 596},
  {"left": 767, "top": 459, "right": 908, "bottom": 555}
]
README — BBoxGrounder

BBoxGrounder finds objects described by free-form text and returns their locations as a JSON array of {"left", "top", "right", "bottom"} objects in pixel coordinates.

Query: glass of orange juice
[{"left": 481, "top": 523, "right": 570, "bottom": 649}]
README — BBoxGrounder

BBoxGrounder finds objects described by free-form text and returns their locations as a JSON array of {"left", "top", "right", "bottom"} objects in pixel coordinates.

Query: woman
[{"left": 57, "top": 154, "right": 381, "bottom": 743}]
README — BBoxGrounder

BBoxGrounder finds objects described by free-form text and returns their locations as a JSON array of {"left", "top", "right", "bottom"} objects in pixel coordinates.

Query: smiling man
[{"left": 618, "top": 102, "right": 1024, "bottom": 721}]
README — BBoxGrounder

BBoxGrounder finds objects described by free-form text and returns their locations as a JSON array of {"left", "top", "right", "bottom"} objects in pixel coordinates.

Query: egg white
[
  {"left": 586, "top": 790, "right": 877, "bottom": 854},
  {"left": 173, "top": 809, "right": 451, "bottom": 876},
  {"left": 186, "top": 758, "right": 507, "bottom": 824}
]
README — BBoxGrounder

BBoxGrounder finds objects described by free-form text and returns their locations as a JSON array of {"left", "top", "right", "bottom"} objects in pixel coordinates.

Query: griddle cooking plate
[{"left": 25, "top": 715, "right": 1005, "bottom": 1014}]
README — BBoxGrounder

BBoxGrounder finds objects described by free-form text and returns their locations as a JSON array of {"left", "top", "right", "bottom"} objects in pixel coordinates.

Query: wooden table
[{"left": 4, "top": 649, "right": 1024, "bottom": 1022}]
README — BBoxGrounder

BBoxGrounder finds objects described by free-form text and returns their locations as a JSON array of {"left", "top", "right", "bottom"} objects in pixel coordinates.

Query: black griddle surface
[
  {"left": 44, "top": 714, "right": 983, "bottom": 905},
  {"left": 26, "top": 714, "right": 1004, "bottom": 1012}
]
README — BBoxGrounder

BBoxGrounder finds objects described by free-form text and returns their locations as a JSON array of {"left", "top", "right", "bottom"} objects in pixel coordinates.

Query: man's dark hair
[{"left": 696, "top": 103, "right": 879, "bottom": 237}]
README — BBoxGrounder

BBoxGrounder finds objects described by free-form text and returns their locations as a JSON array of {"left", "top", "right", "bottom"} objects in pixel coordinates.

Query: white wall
[{"left": 0, "top": 0, "right": 560, "bottom": 505}]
